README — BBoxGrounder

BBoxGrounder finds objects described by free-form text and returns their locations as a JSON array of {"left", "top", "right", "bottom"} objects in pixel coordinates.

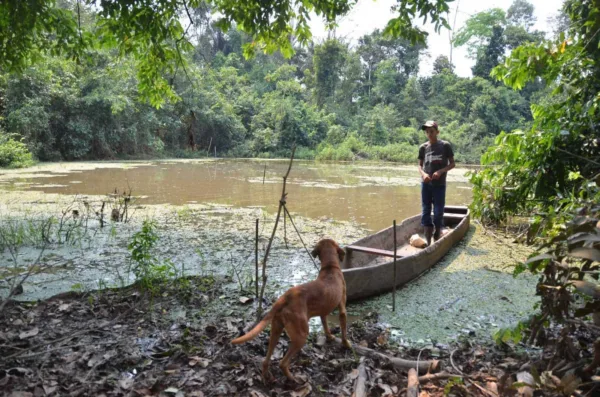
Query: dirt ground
[{"left": 3, "top": 274, "right": 596, "bottom": 397}]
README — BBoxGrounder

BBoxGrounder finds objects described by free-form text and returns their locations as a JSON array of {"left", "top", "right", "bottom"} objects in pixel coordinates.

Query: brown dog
[{"left": 231, "top": 238, "right": 352, "bottom": 383}]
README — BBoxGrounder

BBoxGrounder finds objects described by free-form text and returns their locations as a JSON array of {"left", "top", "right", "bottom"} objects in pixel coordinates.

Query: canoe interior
[
  {"left": 341, "top": 205, "right": 470, "bottom": 301},
  {"left": 341, "top": 205, "right": 469, "bottom": 270}
]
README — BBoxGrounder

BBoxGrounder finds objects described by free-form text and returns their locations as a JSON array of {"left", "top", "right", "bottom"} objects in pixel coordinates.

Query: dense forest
[{"left": 0, "top": 0, "right": 551, "bottom": 166}]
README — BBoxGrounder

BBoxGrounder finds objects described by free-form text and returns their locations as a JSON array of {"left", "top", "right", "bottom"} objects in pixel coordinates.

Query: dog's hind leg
[
  {"left": 338, "top": 299, "right": 352, "bottom": 349},
  {"left": 320, "top": 316, "right": 335, "bottom": 341},
  {"left": 262, "top": 318, "right": 283, "bottom": 384},
  {"left": 280, "top": 319, "right": 308, "bottom": 383}
]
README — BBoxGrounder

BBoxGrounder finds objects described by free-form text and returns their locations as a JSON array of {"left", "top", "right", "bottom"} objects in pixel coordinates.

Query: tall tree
[
  {"left": 432, "top": 55, "right": 455, "bottom": 75},
  {"left": 313, "top": 39, "right": 346, "bottom": 107},
  {"left": 472, "top": 26, "right": 506, "bottom": 79},
  {"left": 453, "top": 8, "right": 506, "bottom": 59},
  {"left": 506, "top": 0, "right": 536, "bottom": 30}
]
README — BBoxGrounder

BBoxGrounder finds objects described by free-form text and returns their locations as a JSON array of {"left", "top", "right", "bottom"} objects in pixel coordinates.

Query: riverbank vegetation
[{"left": 1, "top": 0, "right": 549, "bottom": 167}]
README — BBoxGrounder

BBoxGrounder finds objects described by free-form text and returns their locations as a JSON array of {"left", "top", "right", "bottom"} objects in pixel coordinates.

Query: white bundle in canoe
[{"left": 409, "top": 233, "right": 427, "bottom": 248}]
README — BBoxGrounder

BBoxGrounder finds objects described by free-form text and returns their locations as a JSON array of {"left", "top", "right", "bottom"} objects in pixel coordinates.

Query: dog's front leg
[{"left": 320, "top": 316, "right": 335, "bottom": 341}]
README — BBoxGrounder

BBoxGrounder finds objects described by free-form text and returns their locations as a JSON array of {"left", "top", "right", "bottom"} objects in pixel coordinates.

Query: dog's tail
[{"left": 231, "top": 297, "right": 285, "bottom": 344}]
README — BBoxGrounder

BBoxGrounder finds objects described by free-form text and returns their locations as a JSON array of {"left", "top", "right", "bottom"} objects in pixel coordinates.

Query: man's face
[{"left": 424, "top": 127, "right": 439, "bottom": 142}]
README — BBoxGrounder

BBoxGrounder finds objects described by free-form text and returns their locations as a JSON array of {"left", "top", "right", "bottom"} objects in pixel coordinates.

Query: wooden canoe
[{"left": 342, "top": 205, "right": 470, "bottom": 301}]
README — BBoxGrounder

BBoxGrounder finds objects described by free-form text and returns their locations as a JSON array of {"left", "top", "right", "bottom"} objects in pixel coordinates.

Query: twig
[
  {"left": 283, "top": 205, "right": 319, "bottom": 270},
  {"left": 255, "top": 219, "right": 259, "bottom": 300},
  {"left": 284, "top": 206, "right": 288, "bottom": 248},
  {"left": 257, "top": 146, "right": 296, "bottom": 319},
  {"left": 393, "top": 219, "right": 397, "bottom": 312},
  {"left": 418, "top": 371, "right": 462, "bottom": 383},
  {"left": 450, "top": 349, "right": 465, "bottom": 376}
]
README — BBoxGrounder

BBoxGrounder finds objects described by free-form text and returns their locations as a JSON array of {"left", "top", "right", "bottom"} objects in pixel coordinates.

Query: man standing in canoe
[{"left": 418, "top": 120, "right": 455, "bottom": 246}]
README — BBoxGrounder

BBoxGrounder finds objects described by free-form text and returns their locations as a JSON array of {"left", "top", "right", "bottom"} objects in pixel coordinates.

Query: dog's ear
[
  {"left": 337, "top": 246, "right": 346, "bottom": 262},
  {"left": 311, "top": 246, "right": 319, "bottom": 258}
]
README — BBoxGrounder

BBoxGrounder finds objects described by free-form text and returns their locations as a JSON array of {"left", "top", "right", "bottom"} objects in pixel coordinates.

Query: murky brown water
[{"left": 3, "top": 159, "right": 472, "bottom": 231}]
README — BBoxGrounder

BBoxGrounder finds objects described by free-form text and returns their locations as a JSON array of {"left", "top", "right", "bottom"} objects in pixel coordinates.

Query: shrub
[
  {"left": 0, "top": 133, "right": 34, "bottom": 168},
  {"left": 128, "top": 220, "right": 178, "bottom": 293}
]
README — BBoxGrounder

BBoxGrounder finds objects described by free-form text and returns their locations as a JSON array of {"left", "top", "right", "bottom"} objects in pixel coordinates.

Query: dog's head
[{"left": 311, "top": 238, "right": 345, "bottom": 263}]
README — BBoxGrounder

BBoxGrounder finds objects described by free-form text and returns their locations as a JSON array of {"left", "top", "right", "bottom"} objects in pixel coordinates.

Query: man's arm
[
  {"left": 432, "top": 157, "right": 455, "bottom": 180},
  {"left": 418, "top": 159, "right": 431, "bottom": 182}
]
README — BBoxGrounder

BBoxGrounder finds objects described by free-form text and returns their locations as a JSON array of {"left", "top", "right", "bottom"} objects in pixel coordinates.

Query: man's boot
[
  {"left": 424, "top": 226, "right": 434, "bottom": 246},
  {"left": 433, "top": 227, "right": 441, "bottom": 241}
]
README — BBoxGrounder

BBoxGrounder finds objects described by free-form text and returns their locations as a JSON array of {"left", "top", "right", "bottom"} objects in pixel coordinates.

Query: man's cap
[{"left": 421, "top": 120, "right": 438, "bottom": 130}]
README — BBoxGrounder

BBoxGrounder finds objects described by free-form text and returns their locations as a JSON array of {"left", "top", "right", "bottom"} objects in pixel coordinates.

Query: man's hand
[
  {"left": 422, "top": 174, "right": 432, "bottom": 183},
  {"left": 432, "top": 171, "right": 442, "bottom": 180}
]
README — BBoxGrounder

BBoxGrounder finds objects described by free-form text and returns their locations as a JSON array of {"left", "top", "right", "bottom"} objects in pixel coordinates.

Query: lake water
[{"left": 4, "top": 159, "right": 473, "bottom": 231}]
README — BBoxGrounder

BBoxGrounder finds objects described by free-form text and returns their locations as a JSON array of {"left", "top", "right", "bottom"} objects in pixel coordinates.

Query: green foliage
[
  {"left": 128, "top": 220, "right": 178, "bottom": 293},
  {"left": 0, "top": 2, "right": 546, "bottom": 164},
  {"left": 453, "top": 1, "right": 543, "bottom": 62},
  {"left": 0, "top": 132, "right": 34, "bottom": 168},
  {"left": 453, "top": 8, "right": 507, "bottom": 58},
  {"left": 1, "top": 0, "right": 454, "bottom": 107},
  {"left": 471, "top": 0, "right": 600, "bottom": 345},
  {"left": 493, "top": 321, "right": 527, "bottom": 345}
]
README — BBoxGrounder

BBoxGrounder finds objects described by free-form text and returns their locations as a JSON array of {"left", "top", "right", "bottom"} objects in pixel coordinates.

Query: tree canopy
[{"left": 1, "top": 0, "right": 453, "bottom": 107}]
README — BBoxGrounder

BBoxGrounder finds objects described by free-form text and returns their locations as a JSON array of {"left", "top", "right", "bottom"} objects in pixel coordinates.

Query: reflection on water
[{"left": 8, "top": 160, "right": 472, "bottom": 231}]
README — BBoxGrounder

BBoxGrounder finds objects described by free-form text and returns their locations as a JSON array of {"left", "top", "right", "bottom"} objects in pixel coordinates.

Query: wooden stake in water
[
  {"left": 393, "top": 219, "right": 397, "bottom": 312},
  {"left": 263, "top": 164, "right": 266, "bottom": 184},
  {"left": 255, "top": 219, "right": 259, "bottom": 300}
]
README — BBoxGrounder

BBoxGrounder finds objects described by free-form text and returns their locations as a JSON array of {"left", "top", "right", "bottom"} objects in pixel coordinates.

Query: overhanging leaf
[
  {"left": 569, "top": 247, "right": 600, "bottom": 262},
  {"left": 526, "top": 253, "right": 554, "bottom": 264}
]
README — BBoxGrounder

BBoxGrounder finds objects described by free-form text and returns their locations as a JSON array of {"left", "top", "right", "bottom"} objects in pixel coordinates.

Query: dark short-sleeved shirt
[{"left": 418, "top": 140, "right": 454, "bottom": 186}]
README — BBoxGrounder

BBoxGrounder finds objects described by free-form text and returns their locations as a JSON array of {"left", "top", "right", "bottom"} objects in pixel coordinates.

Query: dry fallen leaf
[
  {"left": 8, "top": 392, "right": 33, "bottom": 397},
  {"left": 239, "top": 297, "right": 253, "bottom": 304},
  {"left": 249, "top": 390, "right": 267, "bottom": 397},
  {"left": 377, "top": 383, "right": 394, "bottom": 397},
  {"left": 359, "top": 340, "right": 368, "bottom": 347},
  {"left": 19, "top": 327, "right": 39, "bottom": 339},
  {"left": 118, "top": 378, "right": 134, "bottom": 390},
  {"left": 188, "top": 356, "right": 211, "bottom": 368},
  {"left": 58, "top": 303, "right": 71, "bottom": 311},
  {"left": 350, "top": 368, "right": 359, "bottom": 380},
  {"left": 316, "top": 334, "right": 327, "bottom": 346},
  {"left": 290, "top": 383, "right": 312, "bottom": 397}
]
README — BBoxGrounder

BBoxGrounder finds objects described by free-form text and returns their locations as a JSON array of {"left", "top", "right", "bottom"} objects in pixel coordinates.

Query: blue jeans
[{"left": 421, "top": 183, "right": 446, "bottom": 229}]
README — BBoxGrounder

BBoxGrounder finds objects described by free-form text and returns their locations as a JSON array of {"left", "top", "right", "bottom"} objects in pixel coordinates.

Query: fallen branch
[
  {"left": 418, "top": 371, "right": 462, "bottom": 383},
  {"left": 407, "top": 368, "right": 419, "bottom": 397},
  {"left": 352, "top": 360, "right": 368, "bottom": 397},
  {"left": 331, "top": 337, "right": 440, "bottom": 374}
]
